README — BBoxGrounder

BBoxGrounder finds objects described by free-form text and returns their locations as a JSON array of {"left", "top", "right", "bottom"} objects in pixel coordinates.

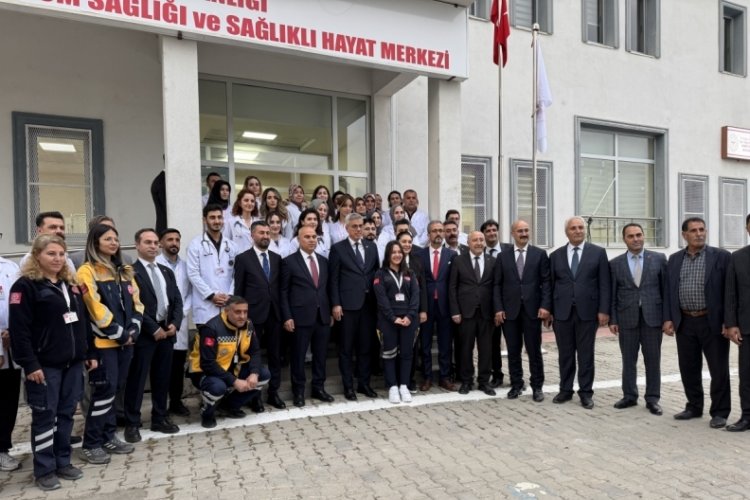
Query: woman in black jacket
[{"left": 9, "top": 235, "right": 97, "bottom": 491}]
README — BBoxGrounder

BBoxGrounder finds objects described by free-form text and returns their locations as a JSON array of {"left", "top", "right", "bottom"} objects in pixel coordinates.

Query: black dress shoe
[
  {"left": 613, "top": 398, "right": 637, "bottom": 409},
  {"left": 477, "top": 385, "right": 496, "bottom": 396},
  {"left": 311, "top": 388, "right": 334, "bottom": 402},
  {"left": 646, "top": 402, "right": 663, "bottom": 415},
  {"left": 489, "top": 374, "right": 504, "bottom": 388},
  {"left": 123, "top": 426, "right": 141, "bottom": 443},
  {"left": 169, "top": 402, "right": 191, "bottom": 417},
  {"left": 726, "top": 418, "right": 750, "bottom": 432},
  {"left": 673, "top": 409, "right": 701, "bottom": 420},
  {"left": 458, "top": 383, "right": 472, "bottom": 395},
  {"left": 553, "top": 392, "right": 573, "bottom": 404},
  {"left": 201, "top": 415, "right": 217, "bottom": 428},
  {"left": 267, "top": 393, "right": 286, "bottom": 410},
  {"left": 710, "top": 416, "right": 727, "bottom": 429},
  {"left": 70, "top": 435, "right": 83, "bottom": 445},
  {"left": 293, "top": 394, "right": 305, "bottom": 408},
  {"left": 217, "top": 407, "right": 246, "bottom": 419},
  {"left": 249, "top": 397, "right": 265, "bottom": 414},
  {"left": 507, "top": 387, "right": 523, "bottom": 399},
  {"left": 357, "top": 385, "right": 378, "bottom": 398},
  {"left": 580, "top": 396, "right": 594, "bottom": 409},
  {"left": 344, "top": 388, "right": 358, "bottom": 401},
  {"left": 532, "top": 389, "right": 544, "bottom": 402},
  {"left": 150, "top": 418, "right": 180, "bottom": 434}
]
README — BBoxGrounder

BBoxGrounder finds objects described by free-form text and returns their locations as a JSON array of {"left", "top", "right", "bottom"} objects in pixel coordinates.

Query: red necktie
[
  {"left": 308, "top": 255, "right": 319, "bottom": 288},
  {"left": 432, "top": 249, "right": 439, "bottom": 299}
]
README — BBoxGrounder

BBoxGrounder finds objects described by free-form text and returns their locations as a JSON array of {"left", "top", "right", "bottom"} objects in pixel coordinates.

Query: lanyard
[{"left": 388, "top": 270, "right": 403, "bottom": 291}]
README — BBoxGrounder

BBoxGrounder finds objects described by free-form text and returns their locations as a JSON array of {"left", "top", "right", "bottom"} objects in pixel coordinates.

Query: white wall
[{"left": 0, "top": 11, "right": 164, "bottom": 254}]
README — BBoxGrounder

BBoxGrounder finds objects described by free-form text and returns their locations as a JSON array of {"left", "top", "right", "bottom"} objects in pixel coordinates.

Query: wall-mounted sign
[
  {"left": 722, "top": 126, "right": 750, "bottom": 161},
  {"left": 0, "top": 0, "right": 468, "bottom": 79}
]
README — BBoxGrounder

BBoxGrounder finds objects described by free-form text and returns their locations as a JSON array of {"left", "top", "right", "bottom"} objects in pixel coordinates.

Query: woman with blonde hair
[
  {"left": 261, "top": 187, "right": 293, "bottom": 239},
  {"left": 9, "top": 235, "right": 97, "bottom": 490},
  {"left": 77, "top": 224, "right": 144, "bottom": 465}
]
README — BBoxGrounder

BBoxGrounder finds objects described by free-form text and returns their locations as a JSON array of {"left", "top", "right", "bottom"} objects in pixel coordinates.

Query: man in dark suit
[
  {"left": 444, "top": 218, "right": 469, "bottom": 381},
  {"left": 418, "top": 221, "right": 457, "bottom": 391},
  {"left": 329, "top": 213, "right": 380, "bottom": 400},
  {"left": 281, "top": 225, "right": 333, "bottom": 408},
  {"left": 549, "top": 216, "right": 610, "bottom": 409},
  {"left": 609, "top": 223, "right": 669, "bottom": 416},
  {"left": 494, "top": 220, "right": 551, "bottom": 402},
  {"left": 481, "top": 219, "right": 509, "bottom": 387},
  {"left": 124, "top": 229, "right": 184, "bottom": 443},
  {"left": 443, "top": 220, "right": 469, "bottom": 255},
  {"left": 725, "top": 214, "right": 750, "bottom": 432},
  {"left": 234, "top": 221, "right": 285, "bottom": 411},
  {"left": 664, "top": 217, "right": 731, "bottom": 428},
  {"left": 449, "top": 231, "right": 496, "bottom": 396}
]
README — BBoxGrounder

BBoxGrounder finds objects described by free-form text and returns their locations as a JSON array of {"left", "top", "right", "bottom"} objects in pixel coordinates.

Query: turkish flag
[{"left": 491, "top": 0, "right": 511, "bottom": 66}]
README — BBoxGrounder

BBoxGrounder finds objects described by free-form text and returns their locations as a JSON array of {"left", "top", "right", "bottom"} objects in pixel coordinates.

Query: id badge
[
  {"left": 215, "top": 267, "right": 226, "bottom": 276},
  {"left": 395, "top": 293, "right": 406, "bottom": 302},
  {"left": 63, "top": 311, "right": 79, "bottom": 324}
]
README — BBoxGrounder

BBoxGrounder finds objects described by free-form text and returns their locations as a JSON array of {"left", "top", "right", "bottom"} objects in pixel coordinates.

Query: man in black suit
[
  {"left": 418, "top": 221, "right": 457, "bottom": 392},
  {"left": 444, "top": 218, "right": 468, "bottom": 381},
  {"left": 664, "top": 217, "right": 731, "bottom": 428},
  {"left": 234, "top": 221, "right": 285, "bottom": 411},
  {"left": 725, "top": 214, "right": 750, "bottom": 432},
  {"left": 449, "top": 231, "right": 496, "bottom": 396},
  {"left": 443, "top": 220, "right": 469, "bottom": 256},
  {"left": 124, "top": 229, "right": 184, "bottom": 443},
  {"left": 609, "top": 223, "right": 668, "bottom": 416},
  {"left": 481, "top": 219, "right": 508, "bottom": 387},
  {"left": 494, "top": 220, "right": 551, "bottom": 402},
  {"left": 549, "top": 216, "right": 610, "bottom": 409},
  {"left": 329, "top": 213, "right": 380, "bottom": 400},
  {"left": 281, "top": 225, "right": 333, "bottom": 407}
]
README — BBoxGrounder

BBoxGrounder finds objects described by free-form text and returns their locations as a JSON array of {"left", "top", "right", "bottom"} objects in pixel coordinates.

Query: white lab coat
[
  {"left": 156, "top": 253, "right": 192, "bottom": 350},
  {"left": 186, "top": 233, "right": 238, "bottom": 325},
  {"left": 223, "top": 214, "right": 257, "bottom": 254}
]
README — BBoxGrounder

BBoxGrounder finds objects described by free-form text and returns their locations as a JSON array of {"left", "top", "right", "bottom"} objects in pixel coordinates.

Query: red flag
[{"left": 491, "top": 0, "right": 511, "bottom": 66}]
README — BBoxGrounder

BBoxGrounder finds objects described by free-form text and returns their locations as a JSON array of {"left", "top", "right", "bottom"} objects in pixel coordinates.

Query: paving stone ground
[{"left": 2, "top": 333, "right": 749, "bottom": 499}]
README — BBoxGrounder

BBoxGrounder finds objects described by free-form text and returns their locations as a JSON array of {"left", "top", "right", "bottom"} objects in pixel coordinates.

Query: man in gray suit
[
  {"left": 609, "top": 223, "right": 669, "bottom": 415},
  {"left": 724, "top": 214, "right": 750, "bottom": 432}
]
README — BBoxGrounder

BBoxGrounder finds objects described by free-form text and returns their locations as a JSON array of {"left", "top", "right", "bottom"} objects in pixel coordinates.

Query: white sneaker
[
  {"left": 399, "top": 385, "right": 412, "bottom": 403},
  {"left": 388, "top": 386, "right": 400, "bottom": 404},
  {"left": 0, "top": 452, "right": 20, "bottom": 471}
]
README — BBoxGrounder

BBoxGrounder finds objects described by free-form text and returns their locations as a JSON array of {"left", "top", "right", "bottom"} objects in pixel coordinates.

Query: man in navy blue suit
[
  {"left": 549, "top": 216, "right": 610, "bottom": 409},
  {"left": 329, "top": 213, "right": 380, "bottom": 400},
  {"left": 418, "top": 221, "right": 457, "bottom": 392},
  {"left": 281, "top": 226, "right": 333, "bottom": 408},
  {"left": 664, "top": 217, "right": 731, "bottom": 428}
]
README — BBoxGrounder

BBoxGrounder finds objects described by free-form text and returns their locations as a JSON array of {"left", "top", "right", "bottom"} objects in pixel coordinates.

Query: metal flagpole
[
  {"left": 498, "top": 42, "right": 503, "bottom": 229},
  {"left": 531, "top": 23, "right": 539, "bottom": 246}
]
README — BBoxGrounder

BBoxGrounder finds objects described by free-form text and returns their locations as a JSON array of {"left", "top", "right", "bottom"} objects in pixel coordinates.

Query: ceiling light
[
  {"left": 242, "top": 131, "right": 277, "bottom": 141},
  {"left": 39, "top": 142, "right": 76, "bottom": 153}
]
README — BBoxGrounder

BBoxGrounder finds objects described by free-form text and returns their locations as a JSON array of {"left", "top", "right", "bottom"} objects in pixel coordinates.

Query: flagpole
[
  {"left": 531, "top": 23, "right": 539, "bottom": 246},
  {"left": 498, "top": 46, "right": 503, "bottom": 230}
]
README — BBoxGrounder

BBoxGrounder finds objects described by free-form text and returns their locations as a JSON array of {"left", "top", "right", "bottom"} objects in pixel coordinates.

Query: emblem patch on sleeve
[{"left": 9, "top": 292, "right": 22, "bottom": 305}]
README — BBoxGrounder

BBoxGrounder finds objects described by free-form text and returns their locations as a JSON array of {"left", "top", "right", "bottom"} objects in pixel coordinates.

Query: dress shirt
[
  {"left": 301, "top": 250, "right": 319, "bottom": 280},
  {"left": 627, "top": 250, "right": 645, "bottom": 279},
  {"left": 567, "top": 242, "right": 586, "bottom": 268},
  {"left": 678, "top": 248, "right": 707, "bottom": 311},
  {"left": 485, "top": 244, "right": 502, "bottom": 257},
  {"left": 470, "top": 252, "right": 485, "bottom": 277},
  {"left": 138, "top": 257, "right": 170, "bottom": 320}
]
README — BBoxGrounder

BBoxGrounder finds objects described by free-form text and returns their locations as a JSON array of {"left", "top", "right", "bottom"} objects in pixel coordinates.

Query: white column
[
  {"left": 427, "top": 78, "right": 462, "bottom": 219},
  {"left": 372, "top": 94, "right": 394, "bottom": 197},
  {"left": 160, "top": 36, "right": 202, "bottom": 243}
]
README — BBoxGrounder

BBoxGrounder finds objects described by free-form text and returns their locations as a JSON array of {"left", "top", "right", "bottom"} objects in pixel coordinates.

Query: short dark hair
[
  {"left": 251, "top": 220, "right": 269, "bottom": 232},
  {"left": 134, "top": 228, "right": 158, "bottom": 243},
  {"left": 443, "top": 220, "right": 458, "bottom": 229},
  {"left": 205, "top": 172, "right": 221, "bottom": 183},
  {"left": 363, "top": 217, "right": 375, "bottom": 226},
  {"left": 394, "top": 218, "right": 410, "bottom": 228},
  {"left": 621, "top": 223, "right": 643, "bottom": 238},
  {"left": 480, "top": 219, "right": 499, "bottom": 233},
  {"left": 445, "top": 209, "right": 460, "bottom": 220},
  {"left": 681, "top": 217, "right": 705, "bottom": 232},
  {"left": 159, "top": 228, "right": 181, "bottom": 240},
  {"left": 203, "top": 203, "right": 224, "bottom": 218},
  {"left": 388, "top": 190, "right": 401, "bottom": 200},
  {"left": 36, "top": 211, "right": 64, "bottom": 228},
  {"left": 225, "top": 295, "right": 248, "bottom": 308}
]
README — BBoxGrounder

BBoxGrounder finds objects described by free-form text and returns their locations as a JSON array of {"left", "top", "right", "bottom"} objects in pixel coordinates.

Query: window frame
[
  {"left": 12, "top": 112, "right": 105, "bottom": 245},
  {"left": 468, "top": 0, "right": 492, "bottom": 20},
  {"left": 625, "top": 0, "right": 661, "bottom": 57},
  {"left": 460, "top": 155, "right": 493, "bottom": 236},
  {"left": 719, "top": 176, "right": 747, "bottom": 248},
  {"left": 582, "top": 0, "right": 619, "bottom": 49},
  {"left": 720, "top": 1, "right": 747, "bottom": 77},
  {"left": 510, "top": 0, "right": 554, "bottom": 34},
  {"left": 678, "top": 173, "right": 709, "bottom": 246},
  {"left": 510, "top": 158, "right": 553, "bottom": 247}
]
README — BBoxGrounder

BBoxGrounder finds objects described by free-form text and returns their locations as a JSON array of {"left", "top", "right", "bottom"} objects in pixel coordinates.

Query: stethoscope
[{"left": 200, "top": 233, "right": 232, "bottom": 265}]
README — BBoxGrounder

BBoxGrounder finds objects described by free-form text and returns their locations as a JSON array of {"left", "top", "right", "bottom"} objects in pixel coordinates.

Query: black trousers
[
  {"left": 290, "top": 319, "right": 330, "bottom": 395},
  {"left": 254, "top": 314, "right": 282, "bottom": 394},
  {"left": 675, "top": 315, "right": 731, "bottom": 418},
  {"left": 491, "top": 325, "right": 505, "bottom": 379},
  {"left": 503, "top": 313, "right": 544, "bottom": 390},
  {"left": 458, "top": 314, "right": 492, "bottom": 386},
  {"left": 0, "top": 368, "right": 21, "bottom": 452},
  {"left": 168, "top": 349, "right": 187, "bottom": 406},
  {"left": 124, "top": 339, "right": 173, "bottom": 427},
  {"left": 338, "top": 302, "right": 375, "bottom": 390},
  {"left": 553, "top": 307, "right": 597, "bottom": 397},
  {"left": 618, "top": 310, "right": 662, "bottom": 403}
]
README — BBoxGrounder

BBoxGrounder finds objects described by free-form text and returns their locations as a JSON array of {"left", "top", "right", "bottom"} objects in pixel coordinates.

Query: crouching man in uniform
[{"left": 188, "top": 296, "right": 270, "bottom": 428}]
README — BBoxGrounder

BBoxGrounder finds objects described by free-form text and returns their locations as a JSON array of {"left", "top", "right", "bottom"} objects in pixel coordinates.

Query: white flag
[{"left": 535, "top": 39, "right": 552, "bottom": 153}]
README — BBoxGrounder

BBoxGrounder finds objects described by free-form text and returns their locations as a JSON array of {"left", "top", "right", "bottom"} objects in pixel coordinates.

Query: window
[
  {"left": 679, "top": 174, "right": 708, "bottom": 226},
  {"left": 720, "top": 177, "right": 747, "bottom": 248},
  {"left": 626, "top": 0, "right": 660, "bottom": 57},
  {"left": 511, "top": 0, "right": 553, "bottom": 33},
  {"left": 576, "top": 119, "right": 667, "bottom": 247},
  {"left": 199, "top": 78, "right": 370, "bottom": 197},
  {"left": 583, "top": 0, "right": 618, "bottom": 47},
  {"left": 461, "top": 156, "right": 492, "bottom": 235},
  {"left": 511, "top": 159, "right": 552, "bottom": 247},
  {"left": 12, "top": 112, "right": 104, "bottom": 245},
  {"left": 469, "top": 0, "right": 491, "bottom": 20},
  {"left": 721, "top": 2, "right": 747, "bottom": 76}
]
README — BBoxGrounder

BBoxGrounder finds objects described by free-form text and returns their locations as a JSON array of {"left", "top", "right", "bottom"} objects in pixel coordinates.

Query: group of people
[{"left": 2, "top": 175, "right": 750, "bottom": 493}]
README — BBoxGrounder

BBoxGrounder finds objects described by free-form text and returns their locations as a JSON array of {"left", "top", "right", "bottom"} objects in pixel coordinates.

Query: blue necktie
[
  {"left": 261, "top": 252, "right": 270, "bottom": 281},
  {"left": 571, "top": 247, "right": 580, "bottom": 277}
]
